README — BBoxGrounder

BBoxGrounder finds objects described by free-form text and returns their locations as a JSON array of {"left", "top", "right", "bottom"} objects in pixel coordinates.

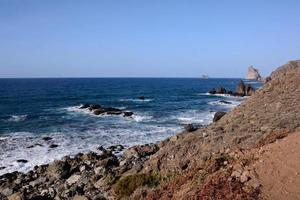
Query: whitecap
[
  {"left": 8, "top": 115, "right": 28, "bottom": 122},
  {"left": 198, "top": 92, "right": 247, "bottom": 99}
]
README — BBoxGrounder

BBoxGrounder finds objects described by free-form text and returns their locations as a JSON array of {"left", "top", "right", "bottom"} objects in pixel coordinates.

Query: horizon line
[{"left": 0, "top": 76, "right": 244, "bottom": 79}]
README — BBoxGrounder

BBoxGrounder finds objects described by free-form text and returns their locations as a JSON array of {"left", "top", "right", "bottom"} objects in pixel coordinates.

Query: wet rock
[
  {"left": 17, "top": 159, "right": 28, "bottom": 163},
  {"left": 106, "top": 111, "right": 122, "bottom": 115},
  {"left": 213, "top": 111, "right": 226, "bottom": 122},
  {"left": 219, "top": 100, "right": 232, "bottom": 104},
  {"left": 89, "top": 104, "right": 102, "bottom": 110},
  {"left": 215, "top": 87, "right": 227, "bottom": 94},
  {"left": 123, "top": 111, "right": 134, "bottom": 117},
  {"left": 138, "top": 96, "right": 145, "bottom": 100},
  {"left": 42, "top": 137, "right": 52, "bottom": 141},
  {"left": 209, "top": 87, "right": 227, "bottom": 94},
  {"left": 49, "top": 144, "right": 59, "bottom": 148},
  {"left": 93, "top": 109, "right": 106, "bottom": 115},
  {"left": 79, "top": 104, "right": 90, "bottom": 109}
]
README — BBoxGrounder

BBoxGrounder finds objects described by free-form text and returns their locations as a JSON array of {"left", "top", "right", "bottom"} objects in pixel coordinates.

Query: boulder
[
  {"left": 184, "top": 124, "right": 198, "bottom": 132},
  {"left": 213, "top": 111, "right": 226, "bottom": 122},
  {"left": 47, "top": 160, "right": 71, "bottom": 179},
  {"left": 138, "top": 96, "right": 145, "bottom": 100}
]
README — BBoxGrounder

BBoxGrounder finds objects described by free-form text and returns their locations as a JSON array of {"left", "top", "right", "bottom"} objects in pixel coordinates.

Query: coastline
[{"left": 0, "top": 60, "right": 299, "bottom": 200}]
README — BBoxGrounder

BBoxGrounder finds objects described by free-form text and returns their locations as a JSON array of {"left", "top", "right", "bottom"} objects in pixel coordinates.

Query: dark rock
[
  {"left": 42, "top": 137, "right": 52, "bottom": 141},
  {"left": 209, "top": 88, "right": 216, "bottom": 94},
  {"left": 215, "top": 87, "right": 227, "bottom": 94},
  {"left": 0, "top": 166, "right": 5, "bottom": 170},
  {"left": 123, "top": 111, "right": 134, "bottom": 117},
  {"left": 17, "top": 159, "right": 28, "bottom": 163},
  {"left": 219, "top": 100, "right": 232, "bottom": 104},
  {"left": 236, "top": 80, "right": 246, "bottom": 96},
  {"left": 184, "top": 124, "right": 198, "bottom": 132},
  {"left": 79, "top": 104, "right": 90, "bottom": 109},
  {"left": 93, "top": 109, "right": 106, "bottom": 115},
  {"left": 245, "top": 84, "right": 255, "bottom": 96},
  {"left": 213, "top": 111, "right": 227, "bottom": 122},
  {"left": 105, "top": 107, "right": 121, "bottom": 112},
  {"left": 49, "top": 144, "right": 59, "bottom": 148},
  {"left": 106, "top": 111, "right": 122, "bottom": 115},
  {"left": 138, "top": 96, "right": 145, "bottom": 100},
  {"left": 89, "top": 104, "right": 101, "bottom": 110}
]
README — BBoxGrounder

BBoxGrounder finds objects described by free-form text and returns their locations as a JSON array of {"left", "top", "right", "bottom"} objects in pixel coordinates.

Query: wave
[
  {"left": 198, "top": 92, "right": 247, "bottom": 99},
  {"left": 131, "top": 114, "right": 153, "bottom": 122},
  {"left": 208, "top": 100, "right": 241, "bottom": 108},
  {"left": 8, "top": 115, "right": 28, "bottom": 122},
  {"left": 0, "top": 124, "right": 180, "bottom": 175},
  {"left": 175, "top": 110, "right": 215, "bottom": 125}
]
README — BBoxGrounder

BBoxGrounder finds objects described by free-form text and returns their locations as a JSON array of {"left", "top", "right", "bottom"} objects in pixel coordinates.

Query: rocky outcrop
[
  {"left": 0, "top": 143, "right": 159, "bottom": 200},
  {"left": 209, "top": 80, "right": 255, "bottom": 96},
  {"left": 213, "top": 111, "right": 226, "bottom": 122},
  {"left": 246, "top": 66, "right": 262, "bottom": 81},
  {"left": 79, "top": 104, "right": 134, "bottom": 117}
]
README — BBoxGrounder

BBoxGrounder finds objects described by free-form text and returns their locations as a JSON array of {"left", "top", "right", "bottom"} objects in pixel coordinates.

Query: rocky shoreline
[{"left": 1, "top": 60, "right": 299, "bottom": 200}]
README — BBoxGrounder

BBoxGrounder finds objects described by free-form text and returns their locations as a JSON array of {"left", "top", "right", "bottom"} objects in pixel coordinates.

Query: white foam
[
  {"left": 175, "top": 110, "right": 215, "bottom": 125},
  {"left": 208, "top": 100, "right": 241, "bottom": 108},
  {"left": 0, "top": 125, "right": 180, "bottom": 175},
  {"left": 8, "top": 115, "right": 28, "bottom": 122},
  {"left": 131, "top": 114, "right": 153, "bottom": 122},
  {"left": 198, "top": 92, "right": 247, "bottom": 99}
]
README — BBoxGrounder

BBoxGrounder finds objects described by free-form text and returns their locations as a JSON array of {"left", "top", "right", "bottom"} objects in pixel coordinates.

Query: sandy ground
[{"left": 254, "top": 131, "right": 300, "bottom": 200}]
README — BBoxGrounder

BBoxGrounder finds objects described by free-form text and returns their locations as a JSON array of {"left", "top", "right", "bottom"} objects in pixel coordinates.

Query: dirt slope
[
  {"left": 254, "top": 131, "right": 300, "bottom": 200},
  {"left": 143, "top": 60, "right": 300, "bottom": 174}
]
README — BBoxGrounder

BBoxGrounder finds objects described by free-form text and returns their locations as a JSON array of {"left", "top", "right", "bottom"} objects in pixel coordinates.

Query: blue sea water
[{"left": 0, "top": 78, "right": 261, "bottom": 174}]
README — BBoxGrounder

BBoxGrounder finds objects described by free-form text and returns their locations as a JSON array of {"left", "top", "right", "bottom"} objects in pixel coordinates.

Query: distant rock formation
[{"left": 246, "top": 66, "right": 262, "bottom": 81}]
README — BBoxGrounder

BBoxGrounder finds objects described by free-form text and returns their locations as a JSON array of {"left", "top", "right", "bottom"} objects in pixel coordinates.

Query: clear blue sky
[{"left": 0, "top": 0, "right": 299, "bottom": 78}]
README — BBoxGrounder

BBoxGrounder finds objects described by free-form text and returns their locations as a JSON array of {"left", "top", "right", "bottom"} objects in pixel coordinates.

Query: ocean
[{"left": 0, "top": 78, "right": 261, "bottom": 175}]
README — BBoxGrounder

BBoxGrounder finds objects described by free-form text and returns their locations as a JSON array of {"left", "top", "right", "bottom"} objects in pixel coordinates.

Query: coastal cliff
[{"left": 1, "top": 60, "right": 300, "bottom": 200}]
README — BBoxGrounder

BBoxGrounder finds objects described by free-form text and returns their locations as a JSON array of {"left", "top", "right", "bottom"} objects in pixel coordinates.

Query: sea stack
[{"left": 246, "top": 65, "right": 262, "bottom": 81}]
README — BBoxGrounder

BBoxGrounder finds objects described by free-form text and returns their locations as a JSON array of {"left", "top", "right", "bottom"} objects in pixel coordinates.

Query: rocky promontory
[
  {"left": 246, "top": 66, "right": 262, "bottom": 81},
  {"left": 1, "top": 60, "right": 299, "bottom": 200}
]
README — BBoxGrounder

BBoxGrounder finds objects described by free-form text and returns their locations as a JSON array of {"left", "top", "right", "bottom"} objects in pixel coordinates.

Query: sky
[{"left": 0, "top": 0, "right": 299, "bottom": 78}]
